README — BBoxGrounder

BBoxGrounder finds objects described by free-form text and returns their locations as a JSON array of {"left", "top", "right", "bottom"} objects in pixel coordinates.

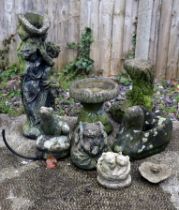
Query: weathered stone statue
[
  {"left": 113, "top": 106, "right": 172, "bottom": 159},
  {"left": 17, "top": 12, "right": 60, "bottom": 139},
  {"left": 71, "top": 121, "right": 108, "bottom": 170},
  {"left": 36, "top": 107, "right": 71, "bottom": 159},
  {"left": 97, "top": 152, "right": 131, "bottom": 189}
]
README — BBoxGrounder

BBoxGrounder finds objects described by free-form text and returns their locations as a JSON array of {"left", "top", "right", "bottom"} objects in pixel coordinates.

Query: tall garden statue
[{"left": 17, "top": 12, "right": 60, "bottom": 139}]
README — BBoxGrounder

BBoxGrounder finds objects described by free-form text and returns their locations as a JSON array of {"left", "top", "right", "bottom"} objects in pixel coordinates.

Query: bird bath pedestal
[{"left": 70, "top": 78, "right": 118, "bottom": 133}]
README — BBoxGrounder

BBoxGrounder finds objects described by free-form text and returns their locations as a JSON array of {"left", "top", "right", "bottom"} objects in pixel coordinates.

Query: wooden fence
[{"left": 0, "top": 0, "right": 179, "bottom": 79}]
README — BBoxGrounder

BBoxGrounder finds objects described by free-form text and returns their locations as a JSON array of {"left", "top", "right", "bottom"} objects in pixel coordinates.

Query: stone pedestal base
[
  {"left": 97, "top": 175, "right": 131, "bottom": 189},
  {"left": 36, "top": 135, "right": 70, "bottom": 159}
]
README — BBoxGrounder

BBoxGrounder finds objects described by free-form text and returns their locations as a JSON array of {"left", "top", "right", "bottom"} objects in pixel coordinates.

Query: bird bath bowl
[{"left": 70, "top": 78, "right": 118, "bottom": 133}]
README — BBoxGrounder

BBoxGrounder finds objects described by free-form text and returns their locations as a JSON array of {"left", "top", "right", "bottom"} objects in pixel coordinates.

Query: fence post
[{"left": 135, "top": 0, "right": 154, "bottom": 60}]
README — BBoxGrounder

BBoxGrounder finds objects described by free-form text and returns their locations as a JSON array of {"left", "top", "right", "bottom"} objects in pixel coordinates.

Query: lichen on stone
[{"left": 112, "top": 105, "right": 173, "bottom": 160}]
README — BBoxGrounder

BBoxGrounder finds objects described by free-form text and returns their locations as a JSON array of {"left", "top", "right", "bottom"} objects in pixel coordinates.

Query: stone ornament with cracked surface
[
  {"left": 97, "top": 152, "right": 131, "bottom": 189},
  {"left": 139, "top": 162, "right": 172, "bottom": 183}
]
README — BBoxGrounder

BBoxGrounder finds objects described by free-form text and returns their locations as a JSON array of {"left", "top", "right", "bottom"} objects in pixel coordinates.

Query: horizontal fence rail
[{"left": 0, "top": 0, "right": 179, "bottom": 79}]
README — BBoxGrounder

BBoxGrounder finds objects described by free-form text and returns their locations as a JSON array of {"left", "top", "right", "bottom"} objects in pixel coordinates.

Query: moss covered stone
[
  {"left": 71, "top": 121, "right": 108, "bottom": 170},
  {"left": 18, "top": 12, "right": 49, "bottom": 38},
  {"left": 17, "top": 12, "right": 60, "bottom": 139},
  {"left": 124, "top": 59, "right": 154, "bottom": 110},
  {"left": 112, "top": 106, "right": 173, "bottom": 160},
  {"left": 109, "top": 101, "right": 126, "bottom": 123},
  {"left": 79, "top": 103, "right": 113, "bottom": 134}
]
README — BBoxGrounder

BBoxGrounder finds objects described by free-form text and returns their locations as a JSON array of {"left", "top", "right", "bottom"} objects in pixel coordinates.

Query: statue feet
[{"left": 23, "top": 121, "right": 41, "bottom": 139}]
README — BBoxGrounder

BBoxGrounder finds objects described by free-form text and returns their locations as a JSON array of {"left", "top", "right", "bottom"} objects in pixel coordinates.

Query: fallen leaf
[{"left": 46, "top": 155, "right": 58, "bottom": 169}]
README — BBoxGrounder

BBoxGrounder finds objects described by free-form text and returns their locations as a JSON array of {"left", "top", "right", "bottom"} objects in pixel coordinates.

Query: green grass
[
  {"left": 0, "top": 64, "right": 21, "bottom": 82},
  {"left": 58, "top": 71, "right": 85, "bottom": 90},
  {"left": 0, "top": 63, "right": 24, "bottom": 116},
  {"left": 0, "top": 92, "right": 23, "bottom": 116},
  {"left": 164, "top": 106, "right": 176, "bottom": 114}
]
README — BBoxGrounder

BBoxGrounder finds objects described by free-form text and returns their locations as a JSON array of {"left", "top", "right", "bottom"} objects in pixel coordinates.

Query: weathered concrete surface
[{"left": 0, "top": 114, "right": 179, "bottom": 210}]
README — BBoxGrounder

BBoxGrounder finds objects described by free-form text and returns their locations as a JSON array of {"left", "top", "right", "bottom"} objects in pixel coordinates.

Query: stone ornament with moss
[
  {"left": 70, "top": 77, "right": 118, "bottom": 134},
  {"left": 113, "top": 106, "right": 173, "bottom": 160},
  {"left": 109, "top": 59, "right": 154, "bottom": 124},
  {"left": 36, "top": 107, "right": 71, "bottom": 159},
  {"left": 124, "top": 59, "right": 154, "bottom": 110},
  {"left": 71, "top": 121, "right": 108, "bottom": 170},
  {"left": 97, "top": 152, "right": 131, "bottom": 189},
  {"left": 17, "top": 12, "right": 60, "bottom": 139}
]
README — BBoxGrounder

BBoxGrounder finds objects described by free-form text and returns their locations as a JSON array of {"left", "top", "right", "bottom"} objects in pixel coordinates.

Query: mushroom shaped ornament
[
  {"left": 97, "top": 152, "right": 131, "bottom": 189},
  {"left": 139, "top": 162, "right": 172, "bottom": 184}
]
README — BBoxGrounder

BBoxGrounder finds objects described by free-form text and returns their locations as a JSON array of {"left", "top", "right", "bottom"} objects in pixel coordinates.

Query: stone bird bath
[{"left": 70, "top": 77, "right": 118, "bottom": 133}]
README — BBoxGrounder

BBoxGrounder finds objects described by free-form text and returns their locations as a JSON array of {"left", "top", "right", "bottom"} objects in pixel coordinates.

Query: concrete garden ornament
[
  {"left": 124, "top": 59, "right": 154, "bottom": 110},
  {"left": 139, "top": 162, "right": 172, "bottom": 183},
  {"left": 1, "top": 107, "right": 71, "bottom": 161},
  {"left": 70, "top": 77, "right": 118, "bottom": 134},
  {"left": 111, "top": 59, "right": 173, "bottom": 159},
  {"left": 97, "top": 152, "right": 131, "bottom": 189},
  {"left": 113, "top": 106, "right": 172, "bottom": 159},
  {"left": 36, "top": 107, "right": 71, "bottom": 159},
  {"left": 17, "top": 12, "right": 60, "bottom": 139},
  {"left": 71, "top": 121, "right": 108, "bottom": 170}
]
